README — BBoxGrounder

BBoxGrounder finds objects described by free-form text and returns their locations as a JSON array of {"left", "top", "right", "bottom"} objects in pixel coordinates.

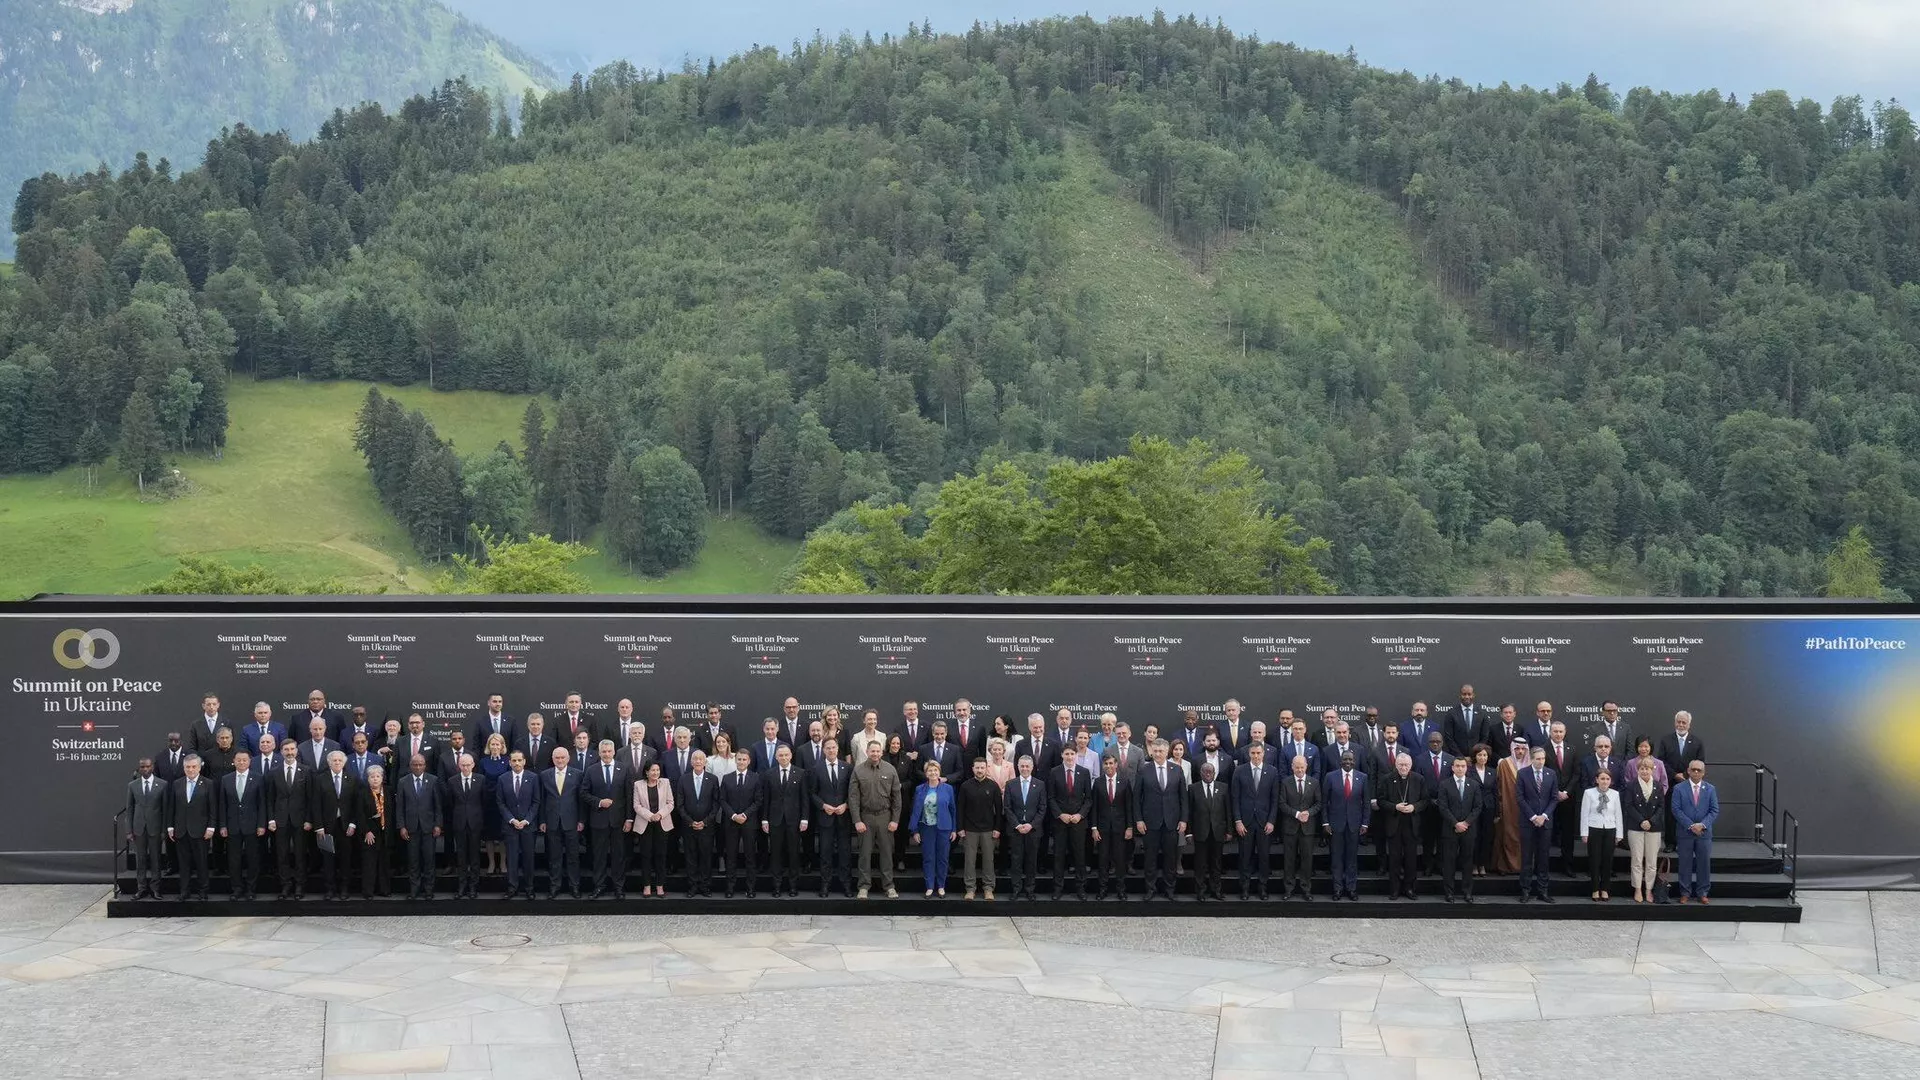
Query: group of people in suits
[{"left": 122, "top": 688, "right": 1721, "bottom": 905}]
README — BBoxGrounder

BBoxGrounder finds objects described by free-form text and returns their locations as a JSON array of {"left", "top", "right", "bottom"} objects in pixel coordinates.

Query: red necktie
[
  {"left": 1066, "top": 770, "right": 1073, "bottom": 794},
  {"left": 1344, "top": 773, "right": 1352, "bottom": 798},
  {"left": 1108, "top": 778, "right": 1115, "bottom": 800},
  {"left": 1434, "top": 759, "right": 1441, "bottom": 779}
]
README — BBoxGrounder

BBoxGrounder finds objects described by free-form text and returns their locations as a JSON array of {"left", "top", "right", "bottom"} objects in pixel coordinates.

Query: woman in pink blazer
[{"left": 631, "top": 761, "right": 676, "bottom": 897}]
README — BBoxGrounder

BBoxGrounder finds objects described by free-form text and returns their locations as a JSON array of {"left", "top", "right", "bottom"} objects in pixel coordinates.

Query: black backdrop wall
[{"left": 4, "top": 596, "right": 1915, "bottom": 886}]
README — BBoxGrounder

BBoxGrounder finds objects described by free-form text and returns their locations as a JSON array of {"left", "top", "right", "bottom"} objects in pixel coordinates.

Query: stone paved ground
[{"left": 0, "top": 888, "right": 1914, "bottom": 1079}]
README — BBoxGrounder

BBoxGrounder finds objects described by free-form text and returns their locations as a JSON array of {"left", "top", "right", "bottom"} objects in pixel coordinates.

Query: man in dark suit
[
  {"left": 1525, "top": 702, "right": 1556, "bottom": 755},
  {"left": 582, "top": 741, "right": 633, "bottom": 898},
  {"left": 553, "top": 692, "right": 595, "bottom": 749},
  {"left": 154, "top": 732, "right": 188, "bottom": 783},
  {"left": 495, "top": 751, "right": 541, "bottom": 899},
  {"left": 1579, "top": 736, "right": 1629, "bottom": 800},
  {"left": 1011, "top": 715, "right": 1049, "bottom": 779},
  {"left": 1488, "top": 704, "right": 1523, "bottom": 763},
  {"left": 187, "top": 693, "right": 227, "bottom": 760},
  {"left": 396, "top": 754, "right": 443, "bottom": 900},
  {"left": 435, "top": 731, "right": 471, "bottom": 781},
  {"left": 896, "top": 701, "right": 927, "bottom": 772},
  {"left": 1004, "top": 754, "right": 1047, "bottom": 901},
  {"left": 1049, "top": 708, "right": 1078, "bottom": 760},
  {"left": 169, "top": 754, "right": 216, "bottom": 900},
  {"left": 515, "top": 714, "right": 552, "bottom": 772},
  {"left": 1231, "top": 741, "right": 1280, "bottom": 899},
  {"left": 1089, "top": 753, "right": 1133, "bottom": 900},
  {"left": 1275, "top": 720, "right": 1320, "bottom": 782},
  {"left": 1212, "top": 698, "right": 1249, "bottom": 756},
  {"left": 809, "top": 739, "right": 853, "bottom": 896},
  {"left": 1399, "top": 702, "right": 1438, "bottom": 756},
  {"left": 289, "top": 690, "right": 345, "bottom": 747},
  {"left": 1232, "top": 720, "right": 1276, "bottom": 768},
  {"left": 1542, "top": 720, "right": 1579, "bottom": 875},
  {"left": 1357, "top": 708, "right": 1390, "bottom": 754},
  {"left": 1516, "top": 747, "right": 1559, "bottom": 903},
  {"left": 1322, "top": 723, "right": 1361, "bottom": 781},
  {"left": 1435, "top": 755, "right": 1482, "bottom": 903},
  {"left": 1175, "top": 711, "right": 1209, "bottom": 762},
  {"left": 1278, "top": 754, "right": 1320, "bottom": 900},
  {"left": 1134, "top": 741, "right": 1187, "bottom": 900},
  {"left": 920, "top": 722, "right": 963, "bottom": 780},
  {"left": 1323, "top": 751, "right": 1370, "bottom": 901},
  {"left": 761, "top": 744, "right": 808, "bottom": 897},
  {"left": 1193, "top": 731, "right": 1235, "bottom": 790},
  {"left": 1442, "top": 684, "right": 1484, "bottom": 757},
  {"left": 217, "top": 750, "right": 265, "bottom": 899},
  {"left": 336, "top": 707, "right": 377, "bottom": 752},
  {"left": 309, "top": 750, "right": 358, "bottom": 900},
  {"left": 344, "top": 732, "right": 379, "bottom": 785},
  {"left": 1656, "top": 711, "right": 1703, "bottom": 787},
  {"left": 694, "top": 704, "right": 734, "bottom": 757},
  {"left": 951, "top": 699, "right": 986, "bottom": 767},
  {"left": 1188, "top": 761, "right": 1231, "bottom": 901},
  {"left": 775, "top": 697, "right": 806, "bottom": 751},
  {"left": 1415, "top": 731, "right": 1453, "bottom": 876},
  {"left": 718, "top": 750, "right": 764, "bottom": 896},
  {"left": 660, "top": 726, "right": 697, "bottom": 784},
  {"left": 794, "top": 720, "right": 829, "bottom": 772},
  {"left": 265, "top": 740, "right": 310, "bottom": 898},
  {"left": 620, "top": 725, "right": 658, "bottom": 780},
  {"left": 125, "top": 758, "right": 169, "bottom": 898},
  {"left": 395, "top": 713, "right": 437, "bottom": 773},
  {"left": 676, "top": 751, "right": 721, "bottom": 896},
  {"left": 239, "top": 702, "right": 289, "bottom": 763},
  {"left": 1593, "top": 701, "right": 1633, "bottom": 762},
  {"left": 445, "top": 753, "right": 489, "bottom": 898},
  {"left": 299, "top": 718, "right": 339, "bottom": 771},
  {"left": 597, "top": 698, "right": 644, "bottom": 752},
  {"left": 538, "top": 747, "right": 585, "bottom": 898},
  {"left": 749, "top": 717, "right": 787, "bottom": 774},
  {"left": 1048, "top": 746, "right": 1094, "bottom": 899},
  {"left": 469, "top": 694, "right": 514, "bottom": 754}
]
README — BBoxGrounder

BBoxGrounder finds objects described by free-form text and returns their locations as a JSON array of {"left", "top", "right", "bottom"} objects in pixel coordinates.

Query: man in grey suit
[{"left": 125, "top": 758, "right": 169, "bottom": 898}]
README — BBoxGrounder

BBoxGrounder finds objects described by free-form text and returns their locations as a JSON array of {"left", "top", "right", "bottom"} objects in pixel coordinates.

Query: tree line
[{"left": 5, "top": 18, "right": 1919, "bottom": 596}]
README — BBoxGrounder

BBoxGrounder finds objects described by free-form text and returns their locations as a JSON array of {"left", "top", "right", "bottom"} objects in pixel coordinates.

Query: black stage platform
[{"left": 108, "top": 839, "right": 1799, "bottom": 921}]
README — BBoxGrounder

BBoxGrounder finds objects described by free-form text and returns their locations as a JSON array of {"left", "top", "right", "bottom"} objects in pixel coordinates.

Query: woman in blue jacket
[{"left": 911, "top": 760, "right": 958, "bottom": 897}]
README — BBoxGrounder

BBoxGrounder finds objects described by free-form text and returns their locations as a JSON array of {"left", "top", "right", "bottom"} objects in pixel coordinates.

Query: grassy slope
[
  {"left": 1051, "top": 140, "right": 1617, "bottom": 594},
  {"left": 0, "top": 377, "right": 793, "bottom": 598}
]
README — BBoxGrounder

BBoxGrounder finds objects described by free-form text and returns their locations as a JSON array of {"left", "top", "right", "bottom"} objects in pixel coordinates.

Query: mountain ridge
[{"left": 0, "top": 0, "right": 555, "bottom": 254}]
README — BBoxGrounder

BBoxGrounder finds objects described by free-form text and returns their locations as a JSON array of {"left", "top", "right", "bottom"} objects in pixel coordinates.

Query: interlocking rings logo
[{"left": 53, "top": 628, "right": 120, "bottom": 670}]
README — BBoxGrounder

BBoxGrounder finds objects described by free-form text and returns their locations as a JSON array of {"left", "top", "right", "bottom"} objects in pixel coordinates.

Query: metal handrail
[
  {"left": 110, "top": 808, "right": 126, "bottom": 894},
  {"left": 1778, "top": 809, "right": 1800, "bottom": 899},
  {"left": 1701, "top": 760, "right": 1777, "bottom": 844}
]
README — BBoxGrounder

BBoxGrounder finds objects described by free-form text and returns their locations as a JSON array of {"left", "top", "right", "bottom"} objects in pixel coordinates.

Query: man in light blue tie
[{"left": 170, "top": 754, "right": 216, "bottom": 900}]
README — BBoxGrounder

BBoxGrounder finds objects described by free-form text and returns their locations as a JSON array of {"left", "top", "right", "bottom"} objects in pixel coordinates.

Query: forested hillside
[
  {"left": 0, "top": 0, "right": 553, "bottom": 257},
  {"left": 4, "top": 15, "right": 1919, "bottom": 597}
]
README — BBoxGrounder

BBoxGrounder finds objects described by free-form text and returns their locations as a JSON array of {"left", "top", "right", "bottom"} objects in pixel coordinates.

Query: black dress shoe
[
  {"left": 1462, "top": 895, "right": 1474, "bottom": 905},
  {"left": 1540, "top": 893, "right": 1557, "bottom": 904},
  {"left": 1520, "top": 893, "right": 1532, "bottom": 903}
]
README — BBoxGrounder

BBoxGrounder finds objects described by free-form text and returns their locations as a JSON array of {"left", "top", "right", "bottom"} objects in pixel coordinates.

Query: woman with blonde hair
[
  {"left": 479, "top": 732, "right": 511, "bottom": 873},
  {"left": 1624, "top": 758, "right": 1666, "bottom": 903},
  {"left": 984, "top": 737, "right": 1015, "bottom": 788}
]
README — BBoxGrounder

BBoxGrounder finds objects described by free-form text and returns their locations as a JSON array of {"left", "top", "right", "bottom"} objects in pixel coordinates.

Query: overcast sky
[{"left": 442, "top": 1, "right": 1914, "bottom": 108}]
